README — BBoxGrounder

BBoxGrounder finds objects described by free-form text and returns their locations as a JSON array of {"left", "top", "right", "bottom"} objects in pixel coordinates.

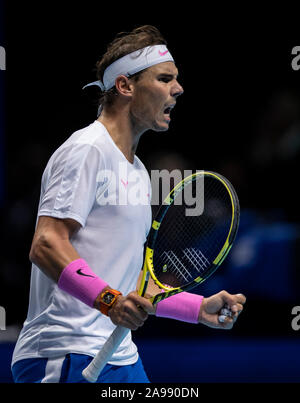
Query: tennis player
[{"left": 11, "top": 25, "right": 246, "bottom": 383}]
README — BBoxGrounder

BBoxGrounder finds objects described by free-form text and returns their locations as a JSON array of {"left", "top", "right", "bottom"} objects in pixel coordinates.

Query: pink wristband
[
  {"left": 155, "top": 292, "right": 204, "bottom": 323},
  {"left": 58, "top": 258, "right": 108, "bottom": 308}
]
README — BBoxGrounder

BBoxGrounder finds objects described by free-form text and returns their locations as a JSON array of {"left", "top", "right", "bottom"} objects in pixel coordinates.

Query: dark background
[{"left": 1, "top": 3, "right": 300, "bottom": 382}]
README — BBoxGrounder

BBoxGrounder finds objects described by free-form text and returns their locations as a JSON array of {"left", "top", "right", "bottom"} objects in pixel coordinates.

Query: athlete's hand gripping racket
[{"left": 82, "top": 171, "right": 240, "bottom": 382}]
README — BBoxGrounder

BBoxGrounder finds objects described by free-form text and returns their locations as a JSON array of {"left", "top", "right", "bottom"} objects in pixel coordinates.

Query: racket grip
[{"left": 82, "top": 326, "right": 130, "bottom": 383}]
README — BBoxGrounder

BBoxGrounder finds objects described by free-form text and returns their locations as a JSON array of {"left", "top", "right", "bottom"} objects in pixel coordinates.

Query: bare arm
[
  {"left": 29, "top": 216, "right": 154, "bottom": 329},
  {"left": 29, "top": 216, "right": 81, "bottom": 282}
]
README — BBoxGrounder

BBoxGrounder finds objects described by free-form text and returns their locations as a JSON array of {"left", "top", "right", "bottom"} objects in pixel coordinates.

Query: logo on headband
[{"left": 159, "top": 49, "right": 169, "bottom": 57}]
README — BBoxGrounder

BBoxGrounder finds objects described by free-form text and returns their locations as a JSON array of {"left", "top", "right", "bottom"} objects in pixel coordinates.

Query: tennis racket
[{"left": 82, "top": 170, "right": 240, "bottom": 382}]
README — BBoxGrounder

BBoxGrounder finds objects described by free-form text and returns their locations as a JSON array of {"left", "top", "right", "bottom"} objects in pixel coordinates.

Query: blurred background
[{"left": 0, "top": 3, "right": 300, "bottom": 382}]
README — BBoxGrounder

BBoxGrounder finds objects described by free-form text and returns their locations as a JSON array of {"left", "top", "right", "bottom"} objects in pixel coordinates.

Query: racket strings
[{"left": 152, "top": 175, "right": 234, "bottom": 288}]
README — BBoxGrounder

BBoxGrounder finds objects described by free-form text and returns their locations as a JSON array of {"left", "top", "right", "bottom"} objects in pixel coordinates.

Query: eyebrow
[{"left": 157, "top": 72, "right": 179, "bottom": 80}]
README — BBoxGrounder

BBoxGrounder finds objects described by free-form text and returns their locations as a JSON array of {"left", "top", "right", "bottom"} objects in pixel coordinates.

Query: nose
[{"left": 172, "top": 80, "right": 184, "bottom": 99}]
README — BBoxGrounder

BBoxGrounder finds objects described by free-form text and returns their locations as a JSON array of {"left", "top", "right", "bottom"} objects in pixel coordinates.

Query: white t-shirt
[{"left": 12, "top": 120, "right": 152, "bottom": 367}]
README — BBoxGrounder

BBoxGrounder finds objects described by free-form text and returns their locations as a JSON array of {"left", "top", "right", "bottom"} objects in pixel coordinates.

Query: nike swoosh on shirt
[
  {"left": 121, "top": 179, "right": 128, "bottom": 188},
  {"left": 76, "top": 269, "right": 95, "bottom": 278}
]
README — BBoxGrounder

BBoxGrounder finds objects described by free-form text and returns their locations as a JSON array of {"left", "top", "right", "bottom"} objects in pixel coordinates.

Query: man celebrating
[{"left": 12, "top": 25, "right": 245, "bottom": 383}]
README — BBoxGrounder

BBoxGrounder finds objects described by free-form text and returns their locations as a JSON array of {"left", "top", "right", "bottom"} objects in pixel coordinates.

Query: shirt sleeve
[{"left": 38, "top": 142, "right": 105, "bottom": 227}]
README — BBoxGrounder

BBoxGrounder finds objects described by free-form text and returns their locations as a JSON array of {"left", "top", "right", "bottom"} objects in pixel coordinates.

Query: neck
[{"left": 98, "top": 104, "right": 145, "bottom": 164}]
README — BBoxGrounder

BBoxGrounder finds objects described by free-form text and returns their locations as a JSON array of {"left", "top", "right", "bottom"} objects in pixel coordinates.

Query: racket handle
[{"left": 82, "top": 326, "right": 130, "bottom": 383}]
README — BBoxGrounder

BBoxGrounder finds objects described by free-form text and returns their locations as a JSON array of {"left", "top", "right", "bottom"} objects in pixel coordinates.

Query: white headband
[{"left": 83, "top": 44, "right": 174, "bottom": 92}]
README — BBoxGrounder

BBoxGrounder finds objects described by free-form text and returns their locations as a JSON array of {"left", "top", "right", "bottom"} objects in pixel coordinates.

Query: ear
[{"left": 114, "top": 75, "right": 134, "bottom": 97}]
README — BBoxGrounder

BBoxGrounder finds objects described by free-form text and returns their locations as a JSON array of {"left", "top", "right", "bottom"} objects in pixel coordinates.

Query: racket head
[{"left": 139, "top": 171, "right": 240, "bottom": 303}]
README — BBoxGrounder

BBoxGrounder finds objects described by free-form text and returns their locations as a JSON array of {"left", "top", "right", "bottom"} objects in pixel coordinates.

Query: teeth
[{"left": 164, "top": 105, "right": 175, "bottom": 114}]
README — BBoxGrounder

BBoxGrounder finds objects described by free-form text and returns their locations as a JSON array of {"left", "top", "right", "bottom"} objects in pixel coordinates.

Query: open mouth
[{"left": 163, "top": 104, "right": 175, "bottom": 117}]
